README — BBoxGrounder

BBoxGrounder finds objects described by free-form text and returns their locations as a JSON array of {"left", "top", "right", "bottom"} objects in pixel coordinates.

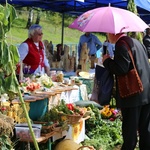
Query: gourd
[{"left": 54, "top": 139, "right": 80, "bottom": 150}]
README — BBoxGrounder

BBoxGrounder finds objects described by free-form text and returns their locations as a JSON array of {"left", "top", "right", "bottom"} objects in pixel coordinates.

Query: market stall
[
  {"left": 0, "top": 3, "right": 124, "bottom": 150},
  {"left": 0, "top": 71, "right": 93, "bottom": 147}
]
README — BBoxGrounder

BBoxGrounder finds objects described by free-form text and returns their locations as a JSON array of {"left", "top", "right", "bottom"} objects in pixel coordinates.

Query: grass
[{"left": 6, "top": 9, "right": 105, "bottom": 46}]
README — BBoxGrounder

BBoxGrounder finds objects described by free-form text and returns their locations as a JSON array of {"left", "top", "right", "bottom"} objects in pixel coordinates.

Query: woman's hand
[
  {"left": 102, "top": 54, "right": 110, "bottom": 63},
  {"left": 45, "top": 66, "right": 51, "bottom": 76}
]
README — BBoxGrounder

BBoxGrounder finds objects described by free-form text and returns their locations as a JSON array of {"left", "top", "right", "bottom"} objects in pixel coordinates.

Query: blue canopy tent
[
  {"left": 135, "top": 0, "right": 150, "bottom": 12},
  {"left": 0, "top": 0, "right": 149, "bottom": 44},
  {"left": 0, "top": 0, "right": 149, "bottom": 22}
]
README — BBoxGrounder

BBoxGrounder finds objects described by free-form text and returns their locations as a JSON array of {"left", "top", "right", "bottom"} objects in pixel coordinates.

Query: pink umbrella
[{"left": 69, "top": 6, "right": 149, "bottom": 34}]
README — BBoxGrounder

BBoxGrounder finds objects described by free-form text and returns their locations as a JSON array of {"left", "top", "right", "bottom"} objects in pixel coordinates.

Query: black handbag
[{"left": 95, "top": 65, "right": 114, "bottom": 105}]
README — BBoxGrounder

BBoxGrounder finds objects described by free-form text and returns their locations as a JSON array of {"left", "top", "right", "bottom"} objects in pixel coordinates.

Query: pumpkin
[{"left": 54, "top": 139, "right": 80, "bottom": 150}]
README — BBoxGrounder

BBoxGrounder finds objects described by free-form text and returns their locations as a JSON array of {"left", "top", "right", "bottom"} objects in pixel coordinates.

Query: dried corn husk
[{"left": 0, "top": 113, "right": 14, "bottom": 136}]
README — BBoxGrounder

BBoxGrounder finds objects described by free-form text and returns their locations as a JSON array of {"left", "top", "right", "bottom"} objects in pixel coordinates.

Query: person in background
[
  {"left": 102, "top": 34, "right": 115, "bottom": 58},
  {"left": 48, "top": 40, "right": 54, "bottom": 55},
  {"left": 143, "top": 26, "right": 150, "bottom": 58},
  {"left": 102, "top": 32, "right": 150, "bottom": 150},
  {"left": 78, "top": 32, "right": 102, "bottom": 69},
  {"left": 18, "top": 24, "right": 50, "bottom": 76},
  {"left": 56, "top": 43, "right": 63, "bottom": 61}
]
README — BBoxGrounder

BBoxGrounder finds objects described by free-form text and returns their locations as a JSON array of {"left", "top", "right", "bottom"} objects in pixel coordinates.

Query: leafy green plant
[
  {"left": 0, "top": 3, "right": 39, "bottom": 150},
  {"left": 0, "top": 3, "right": 19, "bottom": 99},
  {"left": 83, "top": 105, "right": 123, "bottom": 150}
]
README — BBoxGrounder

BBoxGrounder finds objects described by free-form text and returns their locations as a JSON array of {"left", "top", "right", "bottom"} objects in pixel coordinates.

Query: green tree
[
  {"left": 26, "top": 7, "right": 34, "bottom": 29},
  {"left": 35, "top": 9, "right": 41, "bottom": 24},
  {"left": 51, "top": 12, "right": 62, "bottom": 33},
  {"left": 127, "top": 0, "right": 143, "bottom": 42}
]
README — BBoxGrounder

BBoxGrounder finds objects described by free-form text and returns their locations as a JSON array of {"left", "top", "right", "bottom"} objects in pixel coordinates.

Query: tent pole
[{"left": 61, "top": 12, "right": 64, "bottom": 47}]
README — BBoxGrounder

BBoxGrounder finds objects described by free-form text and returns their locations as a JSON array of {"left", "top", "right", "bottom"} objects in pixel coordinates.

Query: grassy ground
[{"left": 6, "top": 10, "right": 105, "bottom": 46}]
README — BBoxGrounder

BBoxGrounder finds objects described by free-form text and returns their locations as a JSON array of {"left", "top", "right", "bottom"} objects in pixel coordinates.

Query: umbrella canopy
[{"left": 69, "top": 6, "right": 149, "bottom": 34}]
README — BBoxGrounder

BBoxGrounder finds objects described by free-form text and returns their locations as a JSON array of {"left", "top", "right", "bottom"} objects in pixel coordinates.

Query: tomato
[{"left": 66, "top": 103, "right": 74, "bottom": 110}]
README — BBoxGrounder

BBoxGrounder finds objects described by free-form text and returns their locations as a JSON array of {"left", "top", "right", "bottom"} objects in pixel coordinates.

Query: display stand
[
  {"left": 3, "top": 85, "right": 89, "bottom": 150},
  {"left": 19, "top": 131, "right": 56, "bottom": 150}
]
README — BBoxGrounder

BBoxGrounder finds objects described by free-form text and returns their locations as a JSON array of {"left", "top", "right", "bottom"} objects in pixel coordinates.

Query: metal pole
[{"left": 61, "top": 12, "right": 64, "bottom": 47}]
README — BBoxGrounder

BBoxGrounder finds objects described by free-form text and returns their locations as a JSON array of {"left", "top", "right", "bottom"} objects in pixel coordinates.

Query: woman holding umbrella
[
  {"left": 69, "top": 6, "right": 150, "bottom": 149},
  {"left": 102, "top": 32, "right": 150, "bottom": 150}
]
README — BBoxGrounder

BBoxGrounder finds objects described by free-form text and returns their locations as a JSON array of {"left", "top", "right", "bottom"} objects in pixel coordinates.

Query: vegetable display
[
  {"left": 38, "top": 100, "right": 87, "bottom": 126},
  {"left": 82, "top": 104, "right": 122, "bottom": 150}
]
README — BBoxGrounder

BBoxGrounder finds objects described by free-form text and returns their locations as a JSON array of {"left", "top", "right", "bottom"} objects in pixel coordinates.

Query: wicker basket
[
  {"left": 52, "top": 126, "right": 62, "bottom": 132},
  {"left": 60, "top": 113, "right": 83, "bottom": 124},
  {"left": 33, "top": 121, "right": 57, "bottom": 133}
]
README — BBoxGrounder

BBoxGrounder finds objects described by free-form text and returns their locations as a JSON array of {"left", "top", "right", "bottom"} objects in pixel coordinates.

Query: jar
[
  {"left": 64, "top": 78, "right": 70, "bottom": 85},
  {"left": 57, "top": 71, "right": 64, "bottom": 82},
  {"left": 50, "top": 70, "right": 57, "bottom": 81},
  {"left": 70, "top": 77, "right": 75, "bottom": 86}
]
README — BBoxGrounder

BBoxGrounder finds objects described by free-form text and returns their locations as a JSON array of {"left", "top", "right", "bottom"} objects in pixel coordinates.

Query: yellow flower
[{"left": 106, "top": 111, "right": 112, "bottom": 117}]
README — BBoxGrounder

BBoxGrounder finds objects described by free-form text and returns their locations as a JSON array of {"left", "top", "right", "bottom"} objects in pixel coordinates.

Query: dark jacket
[
  {"left": 103, "top": 36, "right": 150, "bottom": 108},
  {"left": 143, "top": 35, "right": 150, "bottom": 58}
]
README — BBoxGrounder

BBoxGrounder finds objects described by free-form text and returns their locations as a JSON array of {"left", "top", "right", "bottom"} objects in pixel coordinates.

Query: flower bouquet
[{"left": 100, "top": 105, "right": 120, "bottom": 121}]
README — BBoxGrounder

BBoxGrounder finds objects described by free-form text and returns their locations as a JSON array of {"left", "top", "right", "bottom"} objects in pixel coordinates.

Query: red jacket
[{"left": 23, "top": 38, "right": 45, "bottom": 72}]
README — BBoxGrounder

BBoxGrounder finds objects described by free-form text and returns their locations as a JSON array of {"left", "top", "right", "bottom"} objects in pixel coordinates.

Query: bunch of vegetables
[
  {"left": 82, "top": 104, "right": 122, "bottom": 150},
  {"left": 20, "top": 80, "right": 40, "bottom": 93},
  {"left": 37, "top": 101, "right": 69, "bottom": 131},
  {"left": 100, "top": 105, "right": 120, "bottom": 121},
  {"left": 57, "top": 100, "right": 87, "bottom": 116},
  {"left": 44, "top": 104, "right": 122, "bottom": 150},
  {"left": 38, "top": 100, "right": 87, "bottom": 126},
  {"left": 25, "top": 82, "right": 40, "bottom": 92},
  {"left": 36, "top": 74, "right": 54, "bottom": 88},
  {"left": 20, "top": 74, "right": 54, "bottom": 93}
]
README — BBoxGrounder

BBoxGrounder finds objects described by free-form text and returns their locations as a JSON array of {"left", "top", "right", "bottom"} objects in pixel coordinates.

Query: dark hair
[{"left": 146, "top": 28, "right": 150, "bottom": 35}]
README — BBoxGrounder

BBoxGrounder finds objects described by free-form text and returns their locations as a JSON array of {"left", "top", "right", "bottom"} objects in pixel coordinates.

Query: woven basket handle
[{"left": 77, "top": 145, "right": 95, "bottom": 150}]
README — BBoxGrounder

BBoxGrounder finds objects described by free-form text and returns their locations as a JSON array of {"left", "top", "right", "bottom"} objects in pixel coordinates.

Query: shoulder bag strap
[{"left": 121, "top": 40, "right": 136, "bottom": 69}]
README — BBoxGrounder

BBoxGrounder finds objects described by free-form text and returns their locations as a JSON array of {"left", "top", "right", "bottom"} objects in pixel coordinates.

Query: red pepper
[{"left": 66, "top": 103, "right": 74, "bottom": 110}]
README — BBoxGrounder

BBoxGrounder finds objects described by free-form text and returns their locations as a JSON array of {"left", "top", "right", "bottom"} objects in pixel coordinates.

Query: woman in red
[{"left": 18, "top": 24, "right": 50, "bottom": 76}]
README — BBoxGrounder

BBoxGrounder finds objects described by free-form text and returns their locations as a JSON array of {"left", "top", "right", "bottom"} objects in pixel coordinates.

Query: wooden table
[
  {"left": 7, "top": 86, "right": 79, "bottom": 122},
  {"left": 2, "top": 85, "right": 89, "bottom": 150}
]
